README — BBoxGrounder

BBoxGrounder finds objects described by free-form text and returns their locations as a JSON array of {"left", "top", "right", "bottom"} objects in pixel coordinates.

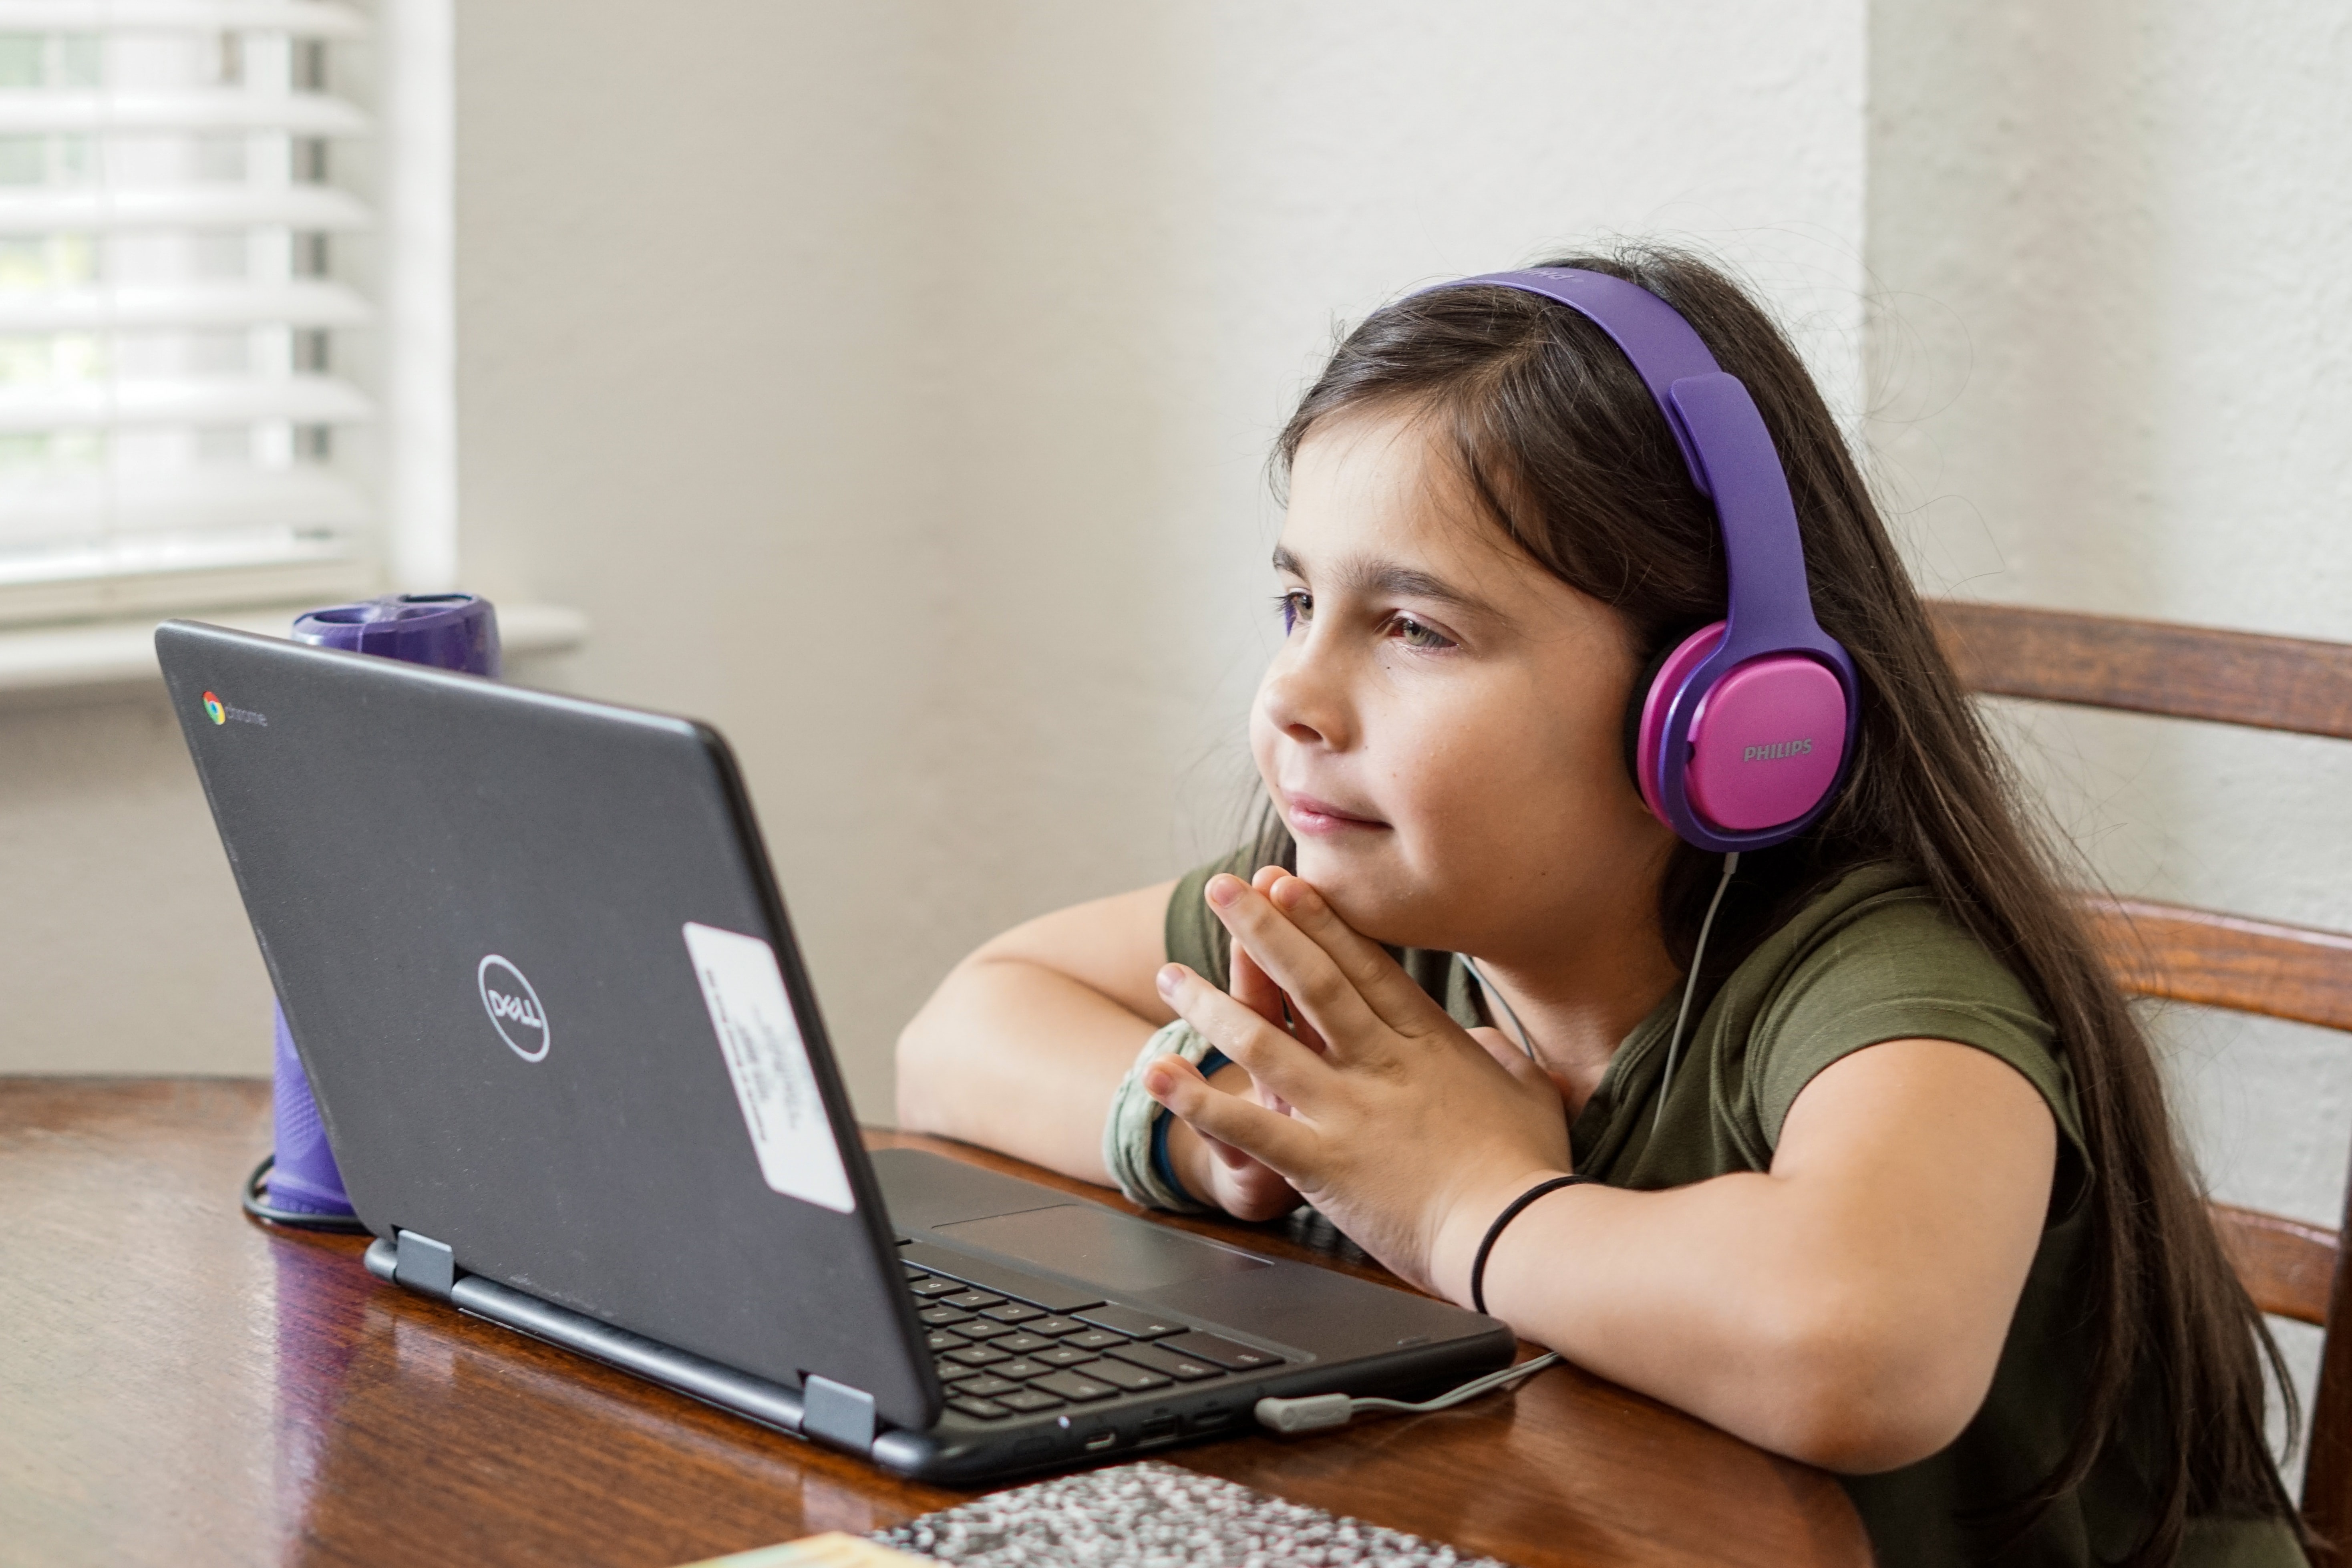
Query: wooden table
[{"left": 0, "top": 1079, "right": 1870, "bottom": 1567}]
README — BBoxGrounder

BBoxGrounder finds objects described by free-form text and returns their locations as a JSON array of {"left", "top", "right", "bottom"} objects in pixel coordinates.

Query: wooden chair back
[{"left": 1929, "top": 598, "right": 2352, "bottom": 1546}]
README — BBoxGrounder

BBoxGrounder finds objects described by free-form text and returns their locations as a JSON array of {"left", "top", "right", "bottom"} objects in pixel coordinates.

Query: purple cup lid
[{"left": 291, "top": 592, "right": 501, "bottom": 678}]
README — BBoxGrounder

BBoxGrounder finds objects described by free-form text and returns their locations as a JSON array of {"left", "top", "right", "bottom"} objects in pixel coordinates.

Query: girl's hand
[
  {"left": 1145, "top": 870, "right": 1573, "bottom": 1300},
  {"left": 1165, "top": 866, "right": 1310, "bottom": 1222}
]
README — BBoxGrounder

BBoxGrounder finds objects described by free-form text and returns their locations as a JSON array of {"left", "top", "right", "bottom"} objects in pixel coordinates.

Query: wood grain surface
[
  {"left": 2210, "top": 1203, "right": 2339, "bottom": 1325},
  {"left": 0, "top": 1078, "right": 1870, "bottom": 1568},
  {"left": 1928, "top": 598, "right": 2352, "bottom": 740},
  {"left": 2082, "top": 894, "right": 2352, "bottom": 1036}
]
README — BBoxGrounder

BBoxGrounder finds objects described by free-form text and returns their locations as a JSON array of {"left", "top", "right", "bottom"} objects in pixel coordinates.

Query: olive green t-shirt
[{"left": 1167, "top": 855, "right": 2304, "bottom": 1568}]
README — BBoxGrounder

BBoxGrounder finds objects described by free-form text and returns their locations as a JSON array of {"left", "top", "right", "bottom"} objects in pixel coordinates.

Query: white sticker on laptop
[{"left": 683, "top": 921, "right": 855, "bottom": 1214}]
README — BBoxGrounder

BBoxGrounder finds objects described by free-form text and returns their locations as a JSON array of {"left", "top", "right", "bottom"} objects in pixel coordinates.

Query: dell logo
[
  {"left": 1743, "top": 737, "right": 1815, "bottom": 763},
  {"left": 476, "top": 954, "right": 550, "bottom": 1062}
]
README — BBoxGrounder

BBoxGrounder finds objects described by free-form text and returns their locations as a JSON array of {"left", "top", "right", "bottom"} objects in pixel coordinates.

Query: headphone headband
[{"left": 1411, "top": 267, "right": 1861, "bottom": 851}]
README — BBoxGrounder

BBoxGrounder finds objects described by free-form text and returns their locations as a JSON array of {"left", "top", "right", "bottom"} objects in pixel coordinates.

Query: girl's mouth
[{"left": 1283, "top": 791, "right": 1390, "bottom": 837}]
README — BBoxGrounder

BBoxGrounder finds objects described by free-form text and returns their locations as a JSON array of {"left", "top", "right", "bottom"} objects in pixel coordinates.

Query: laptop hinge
[
  {"left": 800, "top": 1374, "right": 876, "bottom": 1455},
  {"left": 394, "top": 1229, "right": 457, "bottom": 1302}
]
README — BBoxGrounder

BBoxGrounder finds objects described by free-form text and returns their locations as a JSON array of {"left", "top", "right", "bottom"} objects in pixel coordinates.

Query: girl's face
[{"left": 1250, "top": 406, "right": 1679, "bottom": 965}]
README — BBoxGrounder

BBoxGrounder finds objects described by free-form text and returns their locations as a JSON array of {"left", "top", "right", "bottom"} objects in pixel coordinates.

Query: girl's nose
[{"left": 1258, "top": 639, "right": 1353, "bottom": 751}]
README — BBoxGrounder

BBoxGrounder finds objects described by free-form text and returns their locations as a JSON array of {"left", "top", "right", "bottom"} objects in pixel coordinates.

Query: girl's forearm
[
  {"left": 1450, "top": 1169, "right": 1989, "bottom": 1473},
  {"left": 895, "top": 955, "right": 1157, "bottom": 1182}
]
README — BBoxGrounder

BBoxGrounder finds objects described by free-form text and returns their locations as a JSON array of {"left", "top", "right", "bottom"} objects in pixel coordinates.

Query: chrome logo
[{"left": 201, "top": 691, "right": 226, "bottom": 725}]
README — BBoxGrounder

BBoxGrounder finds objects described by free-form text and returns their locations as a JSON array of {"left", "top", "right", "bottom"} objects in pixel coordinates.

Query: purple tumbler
[{"left": 260, "top": 593, "right": 501, "bottom": 1220}]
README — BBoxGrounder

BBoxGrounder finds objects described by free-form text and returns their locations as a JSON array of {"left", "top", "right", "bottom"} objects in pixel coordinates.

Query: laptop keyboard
[{"left": 900, "top": 1257, "right": 1285, "bottom": 1422}]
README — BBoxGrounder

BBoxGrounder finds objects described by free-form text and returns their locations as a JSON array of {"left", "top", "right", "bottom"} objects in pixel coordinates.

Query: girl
[{"left": 896, "top": 247, "right": 2303, "bottom": 1566}]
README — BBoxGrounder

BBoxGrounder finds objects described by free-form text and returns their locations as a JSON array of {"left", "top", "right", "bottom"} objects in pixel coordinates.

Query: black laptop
[{"left": 159, "top": 620, "right": 1514, "bottom": 1483}]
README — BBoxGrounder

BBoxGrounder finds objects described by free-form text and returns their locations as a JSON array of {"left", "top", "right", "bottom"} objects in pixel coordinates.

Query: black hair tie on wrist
[{"left": 1470, "top": 1174, "right": 1590, "bottom": 1315}]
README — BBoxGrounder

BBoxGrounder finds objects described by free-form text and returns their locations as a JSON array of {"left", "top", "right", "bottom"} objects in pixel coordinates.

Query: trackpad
[{"left": 936, "top": 1205, "right": 1271, "bottom": 1293}]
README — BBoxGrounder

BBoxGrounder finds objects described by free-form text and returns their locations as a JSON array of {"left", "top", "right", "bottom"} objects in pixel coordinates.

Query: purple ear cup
[{"left": 1423, "top": 268, "right": 1860, "bottom": 851}]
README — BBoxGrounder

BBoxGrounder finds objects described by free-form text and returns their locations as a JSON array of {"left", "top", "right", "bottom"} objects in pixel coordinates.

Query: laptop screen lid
[{"left": 158, "top": 619, "right": 940, "bottom": 1431}]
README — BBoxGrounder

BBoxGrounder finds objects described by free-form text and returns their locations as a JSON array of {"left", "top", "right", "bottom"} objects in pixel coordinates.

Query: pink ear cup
[
  {"left": 1685, "top": 656, "right": 1848, "bottom": 830},
  {"left": 1635, "top": 622, "right": 1726, "bottom": 821},
  {"left": 1636, "top": 621, "right": 1851, "bottom": 834}
]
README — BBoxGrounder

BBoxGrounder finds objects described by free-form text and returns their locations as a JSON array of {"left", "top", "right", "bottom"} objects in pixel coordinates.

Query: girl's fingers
[
  {"left": 1144, "top": 1054, "right": 1316, "bottom": 1175},
  {"left": 1265, "top": 874, "right": 1451, "bottom": 1035},
  {"left": 1229, "top": 936, "right": 1288, "bottom": 1030},
  {"left": 1201, "top": 876, "right": 1386, "bottom": 1054},
  {"left": 1233, "top": 878, "right": 1329, "bottom": 1056},
  {"left": 1158, "top": 964, "right": 1332, "bottom": 1105}
]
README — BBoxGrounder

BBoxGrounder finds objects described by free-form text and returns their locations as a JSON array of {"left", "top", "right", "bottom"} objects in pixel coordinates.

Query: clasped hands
[{"left": 1147, "top": 866, "right": 1575, "bottom": 1306}]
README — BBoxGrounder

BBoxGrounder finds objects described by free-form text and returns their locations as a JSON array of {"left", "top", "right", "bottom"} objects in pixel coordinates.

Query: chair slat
[
  {"left": 2211, "top": 1202, "right": 2338, "bottom": 1324},
  {"left": 2080, "top": 896, "right": 2352, "bottom": 1036},
  {"left": 1929, "top": 599, "right": 2352, "bottom": 741}
]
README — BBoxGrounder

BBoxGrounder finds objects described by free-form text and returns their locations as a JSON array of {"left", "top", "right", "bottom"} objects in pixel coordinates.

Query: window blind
[{"left": 0, "top": 0, "right": 380, "bottom": 626}]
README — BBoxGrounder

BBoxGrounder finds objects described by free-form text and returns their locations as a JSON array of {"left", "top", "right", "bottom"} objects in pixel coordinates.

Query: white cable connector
[{"left": 1252, "top": 1352, "right": 1561, "bottom": 1435}]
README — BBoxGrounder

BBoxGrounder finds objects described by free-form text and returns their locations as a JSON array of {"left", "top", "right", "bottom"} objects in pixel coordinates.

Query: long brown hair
[{"left": 1268, "top": 244, "right": 2299, "bottom": 1561}]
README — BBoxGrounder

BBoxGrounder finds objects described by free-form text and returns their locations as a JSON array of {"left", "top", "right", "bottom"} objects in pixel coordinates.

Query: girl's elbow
[
  {"left": 1758, "top": 1296, "right": 1989, "bottom": 1473},
  {"left": 894, "top": 1000, "right": 960, "bottom": 1133}
]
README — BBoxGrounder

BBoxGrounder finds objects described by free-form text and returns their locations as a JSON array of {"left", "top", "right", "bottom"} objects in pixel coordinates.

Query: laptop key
[
  {"left": 1075, "top": 1304, "right": 1185, "bottom": 1339},
  {"left": 1060, "top": 1328, "right": 1129, "bottom": 1353},
  {"left": 944, "top": 1344, "right": 1010, "bottom": 1367},
  {"left": 1075, "top": 1358, "right": 1172, "bottom": 1392},
  {"left": 992, "top": 1332, "right": 1054, "bottom": 1355},
  {"left": 999, "top": 1389, "right": 1067, "bottom": 1413},
  {"left": 1030, "top": 1370, "right": 1118, "bottom": 1402},
  {"left": 979, "top": 1301, "right": 1044, "bottom": 1324},
  {"left": 1036, "top": 1345, "right": 1097, "bottom": 1367},
  {"left": 909, "top": 1276, "right": 967, "bottom": 1298},
  {"left": 1106, "top": 1342, "right": 1222, "bottom": 1381},
  {"left": 993, "top": 1358, "right": 1053, "bottom": 1380},
  {"left": 952, "top": 1374, "right": 1022, "bottom": 1398},
  {"left": 940, "top": 1290, "right": 1004, "bottom": 1311},
  {"left": 918, "top": 1305, "right": 974, "bottom": 1327},
  {"left": 1027, "top": 1316, "right": 1087, "bottom": 1337},
  {"left": 925, "top": 1329, "right": 968, "bottom": 1352},
  {"left": 948, "top": 1396, "right": 1011, "bottom": 1420},
  {"left": 1161, "top": 1331, "right": 1283, "bottom": 1370},
  {"left": 936, "top": 1357, "right": 964, "bottom": 1381},
  {"left": 897, "top": 1240, "right": 1106, "bottom": 1315},
  {"left": 955, "top": 1317, "right": 1019, "bottom": 1340}
]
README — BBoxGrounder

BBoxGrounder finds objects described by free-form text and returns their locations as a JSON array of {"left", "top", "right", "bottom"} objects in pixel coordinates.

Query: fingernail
[
  {"left": 1206, "top": 875, "right": 1242, "bottom": 908},
  {"left": 1157, "top": 964, "right": 1183, "bottom": 998},
  {"left": 1143, "top": 1066, "right": 1172, "bottom": 1097}
]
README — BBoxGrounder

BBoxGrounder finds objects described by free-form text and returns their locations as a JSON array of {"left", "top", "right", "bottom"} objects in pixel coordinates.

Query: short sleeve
[
  {"left": 1749, "top": 890, "right": 2091, "bottom": 1216},
  {"left": 1165, "top": 848, "right": 1259, "bottom": 989}
]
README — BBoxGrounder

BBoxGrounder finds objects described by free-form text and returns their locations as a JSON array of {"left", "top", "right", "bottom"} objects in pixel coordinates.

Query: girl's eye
[
  {"left": 1276, "top": 590, "right": 1312, "bottom": 633},
  {"left": 1392, "top": 614, "right": 1456, "bottom": 650}
]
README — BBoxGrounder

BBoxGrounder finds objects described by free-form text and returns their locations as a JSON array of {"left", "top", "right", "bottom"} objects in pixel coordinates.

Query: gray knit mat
[{"left": 873, "top": 1459, "right": 1515, "bottom": 1568}]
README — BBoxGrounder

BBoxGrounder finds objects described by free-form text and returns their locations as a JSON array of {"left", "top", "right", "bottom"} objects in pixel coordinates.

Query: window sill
[{"left": 0, "top": 601, "right": 590, "bottom": 701}]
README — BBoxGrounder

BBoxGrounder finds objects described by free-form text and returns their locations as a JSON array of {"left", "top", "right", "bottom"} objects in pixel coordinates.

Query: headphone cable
[{"left": 1655, "top": 851, "right": 1738, "bottom": 1127}]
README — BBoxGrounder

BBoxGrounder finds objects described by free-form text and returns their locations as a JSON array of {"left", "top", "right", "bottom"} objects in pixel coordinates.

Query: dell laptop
[{"left": 159, "top": 619, "right": 1514, "bottom": 1482}]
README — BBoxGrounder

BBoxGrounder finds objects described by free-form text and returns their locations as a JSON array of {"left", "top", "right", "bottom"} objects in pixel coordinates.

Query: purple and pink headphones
[{"left": 1423, "top": 268, "right": 1860, "bottom": 854}]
